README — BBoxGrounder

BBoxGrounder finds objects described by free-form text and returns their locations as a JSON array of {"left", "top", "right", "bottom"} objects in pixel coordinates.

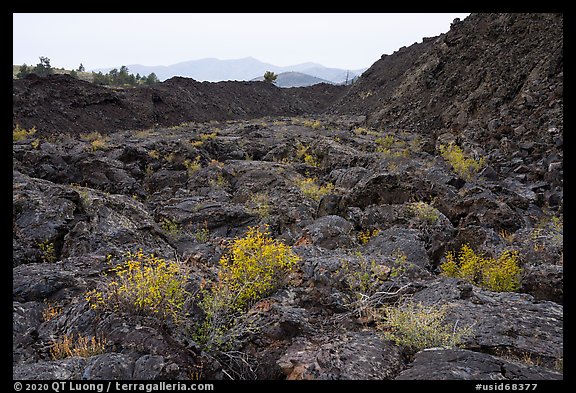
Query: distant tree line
[
  {"left": 16, "top": 57, "right": 160, "bottom": 86},
  {"left": 91, "top": 66, "right": 160, "bottom": 86}
]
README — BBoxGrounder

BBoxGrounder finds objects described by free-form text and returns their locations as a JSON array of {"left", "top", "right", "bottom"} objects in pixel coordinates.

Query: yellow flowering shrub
[
  {"left": 441, "top": 244, "right": 522, "bottom": 292},
  {"left": 439, "top": 142, "right": 485, "bottom": 181},
  {"left": 85, "top": 249, "right": 190, "bottom": 323},
  {"left": 216, "top": 226, "right": 299, "bottom": 311},
  {"left": 296, "top": 177, "right": 334, "bottom": 201},
  {"left": 357, "top": 228, "right": 380, "bottom": 245},
  {"left": 183, "top": 155, "right": 202, "bottom": 175},
  {"left": 295, "top": 142, "right": 321, "bottom": 167},
  {"left": 13, "top": 124, "right": 37, "bottom": 142},
  {"left": 196, "top": 226, "right": 299, "bottom": 349}
]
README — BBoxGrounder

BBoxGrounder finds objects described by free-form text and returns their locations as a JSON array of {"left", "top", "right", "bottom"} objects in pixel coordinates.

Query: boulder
[
  {"left": 396, "top": 348, "right": 562, "bottom": 380},
  {"left": 277, "top": 331, "right": 403, "bottom": 380},
  {"left": 301, "top": 215, "right": 354, "bottom": 250}
]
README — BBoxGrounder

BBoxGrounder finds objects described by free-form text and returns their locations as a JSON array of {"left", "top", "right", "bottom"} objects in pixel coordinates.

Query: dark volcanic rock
[
  {"left": 277, "top": 331, "right": 403, "bottom": 380},
  {"left": 13, "top": 74, "right": 346, "bottom": 135},
  {"left": 411, "top": 278, "right": 563, "bottom": 369},
  {"left": 13, "top": 358, "right": 87, "bottom": 380},
  {"left": 396, "top": 348, "right": 562, "bottom": 380},
  {"left": 12, "top": 12, "right": 563, "bottom": 381},
  {"left": 331, "top": 13, "right": 563, "bottom": 191},
  {"left": 301, "top": 215, "right": 354, "bottom": 250}
]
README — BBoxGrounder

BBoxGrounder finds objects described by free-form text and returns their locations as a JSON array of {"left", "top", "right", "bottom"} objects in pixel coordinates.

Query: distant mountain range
[{"left": 92, "top": 57, "right": 367, "bottom": 85}]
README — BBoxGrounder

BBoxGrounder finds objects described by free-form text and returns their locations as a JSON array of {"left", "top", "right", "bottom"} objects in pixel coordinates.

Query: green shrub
[
  {"left": 247, "top": 192, "right": 271, "bottom": 219},
  {"left": 209, "top": 173, "right": 227, "bottom": 189},
  {"left": 194, "top": 221, "right": 210, "bottom": 242},
  {"left": 160, "top": 218, "right": 182, "bottom": 236},
  {"left": 199, "top": 132, "right": 217, "bottom": 141},
  {"left": 374, "top": 134, "right": 412, "bottom": 158},
  {"left": 439, "top": 142, "right": 485, "bottom": 180},
  {"left": 440, "top": 244, "right": 522, "bottom": 292},
  {"left": 337, "top": 250, "right": 412, "bottom": 321},
  {"left": 408, "top": 202, "right": 440, "bottom": 224},
  {"left": 80, "top": 131, "right": 109, "bottom": 151},
  {"left": 339, "top": 255, "right": 383, "bottom": 298},
  {"left": 148, "top": 149, "right": 160, "bottom": 160},
  {"left": 378, "top": 301, "right": 472, "bottom": 352},
  {"left": 85, "top": 250, "right": 190, "bottom": 323},
  {"left": 302, "top": 120, "right": 321, "bottom": 129},
  {"left": 375, "top": 135, "right": 395, "bottom": 150},
  {"left": 530, "top": 214, "right": 563, "bottom": 251}
]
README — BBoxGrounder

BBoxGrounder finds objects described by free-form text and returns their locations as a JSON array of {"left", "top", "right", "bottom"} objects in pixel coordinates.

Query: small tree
[
  {"left": 118, "top": 65, "right": 131, "bottom": 85},
  {"left": 92, "top": 71, "right": 110, "bottom": 85},
  {"left": 33, "top": 56, "right": 53, "bottom": 77},
  {"left": 108, "top": 68, "right": 118, "bottom": 84},
  {"left": 263, "top": 71, "right": 277, "bottom": 84},
  {"left": 144, "top": 73, "right": 160, "bottom": 85},
  {"left": 17, "top": 64, "right": 30, "bottom": 78}
]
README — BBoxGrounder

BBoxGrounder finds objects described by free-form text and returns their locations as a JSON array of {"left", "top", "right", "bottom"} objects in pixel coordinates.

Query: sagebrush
[{"left": 378, "top": 301, "right": 472, "bottom": 352}]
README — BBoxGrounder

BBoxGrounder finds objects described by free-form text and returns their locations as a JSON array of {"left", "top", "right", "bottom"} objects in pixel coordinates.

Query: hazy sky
[{"left": 13, "top": 13, "right": 470, "bottom": 71}]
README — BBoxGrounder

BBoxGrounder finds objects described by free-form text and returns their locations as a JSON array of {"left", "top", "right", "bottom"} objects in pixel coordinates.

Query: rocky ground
[{"left": 13, "top": 13, "right": 562, "bottom": 381}]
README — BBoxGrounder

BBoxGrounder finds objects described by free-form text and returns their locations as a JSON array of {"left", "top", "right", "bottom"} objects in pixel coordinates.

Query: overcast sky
[{"left": 13, "top": 13, "right": 470, "bottom": 71}]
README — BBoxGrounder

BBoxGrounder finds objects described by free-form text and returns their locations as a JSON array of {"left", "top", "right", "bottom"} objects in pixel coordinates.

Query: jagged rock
[
  {"left": 301, "top": 215, "right": 354, "bottom": 250},
  {"left": 277, "top": 331, "right": 403, "bottom": 380},
  {"left": 82, "top": 353, "right": 136, "bottom": 380},
  {"left": 316, "top": 194, "right": 341, "bottom": 217},
  {"left": 13, "top": 301, "right": 44, "bottom": 364},
  {"left": 146, "top": 169, "right": 188, "bottom": 194},
  {"left": 60, "top": 188, "right": 173, "bottom": 258},
  {"left": 11, "top": 12, "right": 563, "bottom": 381},
  {"left": 521, "top": 264, "right": 563, "bottom": 303},
  {"left": 411, "top": 278, "right": 563, "bottom": 369},
  {"left": 13, "top": 263, "right": 79, "bottom": 302},
  {"left": 340, "top": 173, "right": 411, "bottom": 208},
  {"left": 13, "top": 74, "right": 346, "bottom": 135},
  {"left": 362, "top": 227, "right": 431, "bottom": 269},
  {"left": 396, "top": 348, "right": 562, "bottom": 380},
  {"left": 133, "top": 355, "right": 171, "bottom": 380},
  {"left": 13, "top": 358, "right": 86, "bottom": 380},
  {"left": 330, "top": 166, "right": 369, "bottom": 189},
  {"left": 13, "top": 171, "right": 79, "bottom": 266}
]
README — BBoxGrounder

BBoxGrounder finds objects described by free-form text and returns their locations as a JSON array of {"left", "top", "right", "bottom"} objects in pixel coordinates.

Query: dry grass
[{"left": 50, "top": 333, "right": 107, "bottom": 359}]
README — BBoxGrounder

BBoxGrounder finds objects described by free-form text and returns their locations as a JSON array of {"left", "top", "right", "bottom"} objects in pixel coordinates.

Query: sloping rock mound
[
  {"left": 12, "top": 74, "right": 346, "bottom": 136},
  {"left": 331, "top": 13, "right": 563, "bottom": 193}
]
